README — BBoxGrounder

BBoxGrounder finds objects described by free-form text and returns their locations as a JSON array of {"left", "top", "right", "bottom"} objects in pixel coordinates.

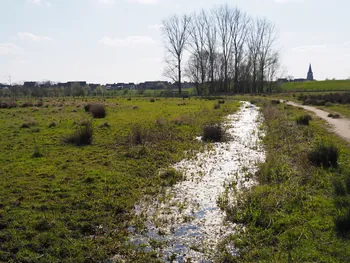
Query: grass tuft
[
  {"left": 296, "top": 114, "right": 312, "bottom": 125},
  {"left": 62, "top": 120, "right": 93, "bottom": 146},
  {"left": 308, "top": 142, "right": 339, "bottom": 168},
  {"left": 202, "top": 124, "right": 226, "bottom": 142}
]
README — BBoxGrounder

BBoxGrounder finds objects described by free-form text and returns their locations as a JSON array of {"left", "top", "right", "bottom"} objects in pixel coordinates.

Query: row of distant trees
[
  {"left": 162, "top": 4, "right": 280, "bottom": 95},
  {"left": 0, "top": 83, "right": 106, "bottom": 98}
]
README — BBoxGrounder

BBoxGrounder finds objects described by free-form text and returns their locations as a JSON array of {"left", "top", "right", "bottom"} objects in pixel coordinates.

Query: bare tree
[
  {"left": 162, "top": 14, "right": 191, "bottom": 94},
  {"left": 257, "top": 18, "right": 277, "bottom": 93},
  {"left": 214, "top": 5, "right": 235, "bottom": 92},
  {"left": 203, "top": 10, "right": 217, "bottom": 94},
  {"left": 231, "top": 9, "right": 250, "bottom": 93},
  {"left": 188, "top": 10, "right": 209, "bottom": 87}
]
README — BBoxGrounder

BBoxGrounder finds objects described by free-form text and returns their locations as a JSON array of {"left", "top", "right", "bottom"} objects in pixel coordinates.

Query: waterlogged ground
[{"left": 127, "top": 102, "right": 265, "bottom": 262}]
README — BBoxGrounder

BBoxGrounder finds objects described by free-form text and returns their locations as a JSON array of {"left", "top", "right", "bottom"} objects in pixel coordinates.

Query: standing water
[{"left": 127, "top": 102, "right": 265, "bottom": 262}]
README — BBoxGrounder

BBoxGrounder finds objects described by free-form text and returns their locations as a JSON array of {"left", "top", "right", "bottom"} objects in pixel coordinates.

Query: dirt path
[{"left": 285, "top": 101, "right": 350, "bottom": 142}]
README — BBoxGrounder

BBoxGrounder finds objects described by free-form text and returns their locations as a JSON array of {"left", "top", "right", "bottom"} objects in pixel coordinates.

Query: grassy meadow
[
  {"left": 218, "top": 100, "right": 350, "bottom": 262},
  {"left": 281, "top": 80, "right": 350, "bottom": 92},
  {"left": 0, "top": 97, "right": 240, "bottom": 262}
]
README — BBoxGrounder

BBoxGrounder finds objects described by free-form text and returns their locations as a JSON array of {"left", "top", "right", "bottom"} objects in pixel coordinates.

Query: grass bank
[
  {"left": 281, "top": 80, "right": 350, "bottom": 92},
  {"left": 0, "top": 97, "right": 240, "bottom": 262},
  {"left": 218, "top": 100, "right": 350, "bottom": 262}
]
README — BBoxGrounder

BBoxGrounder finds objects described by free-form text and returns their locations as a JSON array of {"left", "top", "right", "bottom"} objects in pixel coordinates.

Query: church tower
[{"left": 307, "top": 64, "right": 314, "bottom": 81}]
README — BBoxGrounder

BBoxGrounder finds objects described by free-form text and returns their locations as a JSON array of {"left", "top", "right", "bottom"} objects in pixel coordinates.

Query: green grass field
[
  {"left": 0, "top": 97, "right": 240, "bottom": 262},
  {"left": 218, "top": 101, "right": 350, "bottom": 262},
  {"left": 281, "top": 80, "right": 350, "bottom": 92}
]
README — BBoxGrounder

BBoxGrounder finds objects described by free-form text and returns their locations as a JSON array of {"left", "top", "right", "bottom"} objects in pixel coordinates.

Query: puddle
[{"left": 125, "top": 101, "right": 265, "bottom": 262}]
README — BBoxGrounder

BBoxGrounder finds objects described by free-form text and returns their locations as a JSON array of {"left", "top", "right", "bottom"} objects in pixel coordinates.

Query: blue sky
[{"left": 0, "top": 0, "right": 349, "bottom": 84}]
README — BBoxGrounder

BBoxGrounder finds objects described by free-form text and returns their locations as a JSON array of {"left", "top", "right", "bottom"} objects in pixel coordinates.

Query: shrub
[
  {"left": 129, "top": 125, "right": 144, "bottom": 145},
  {"left": 133, "top": 106, "right": 139, "bottom": 110},
  {"left": 214, "top": 104, "right": 220, "bottom": 110},
  {"left": 35, "top": 100, "right": 44, "bottom": 107},
  {"left": 21, "top": 102, "right": 33, "bottom": 108},
  {"left": 271, "top": 100, "right": 280, "bottom": 105},
  {"left": 202, "top": 124, "right": 226, "bottom": 142},
  {"left": 218, "top": 100, "right": 225, "bottom": 104},
  {"left": 63, "top": 120, "right": 93, "bottom": 146},
  {"left": 20, "top": 120, "right": 38, "bottom": 128},
  {"left": 84, "top": 104, "right": 90, "bottom": 112},
  {"left": 49, "top": 122, "right": 56, "bottom": 128},
  {"left": 87, "top": 104, "right": 106, "bottom": 118},
  {"left": 325, "top": 102, "right": 333, "bottom": 107},
  {"left": 308, "top": 142, "right": 339, "bottom": 168},
  {"left": 328, "top": 113, "right": 340, "bottom": 119},
  {"left": 335, "top": 210, "right": 350, "bottom": 237},
  {"left": 296, "top": 114, "right": 312, "bottom": 125},
  {"left": 99, "top": 122, "right": 110, "bottom": 128},
  {"left": 150, "top": 98, "right": 155, "bottom": 102},
  {"left": 32, "top": 146, "right": 44, "bottom": 158}
]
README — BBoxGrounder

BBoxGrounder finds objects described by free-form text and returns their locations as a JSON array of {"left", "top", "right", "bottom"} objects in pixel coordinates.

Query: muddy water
[{"left": 129, "top": 102, "right": 265, "bottom": 262}]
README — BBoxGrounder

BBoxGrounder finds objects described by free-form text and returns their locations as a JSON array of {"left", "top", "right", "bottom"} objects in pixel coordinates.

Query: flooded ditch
[{"left": 125, "top": 101, "right": 265, "bottom": 262}]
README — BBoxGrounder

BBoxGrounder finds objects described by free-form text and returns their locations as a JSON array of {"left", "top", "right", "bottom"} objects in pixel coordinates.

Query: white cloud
[
  {"left": 99, "top": 36, "right": 155, "bottom": 47},
  {"left": 18, "top": 32, "right": 53, "bottom": 42},
  {"left": 98, "top": 0, "right": 114, "bottom": 4},
  {"left": 292, "top": 44, "right": 328, "bottom": 52},
  {"left": 127, "top": 0, "right": 160, "bottom": 5},
  {"left": 27, "top": 0, "right": 51, "bottom": 6},
  {"left": 274, "top": 0, "right": 305, "bottom": 3},
  {"left": 148, "top": 24, "right": 163, "bottom": 30},
  {"left": 0, "top": 43, "right": 21, "bottom": 56}
]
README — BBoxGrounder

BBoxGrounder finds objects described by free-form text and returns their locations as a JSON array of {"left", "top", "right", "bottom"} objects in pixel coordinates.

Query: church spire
[{"left": 307, "top": 63, "right": 314, "bottom": 81}]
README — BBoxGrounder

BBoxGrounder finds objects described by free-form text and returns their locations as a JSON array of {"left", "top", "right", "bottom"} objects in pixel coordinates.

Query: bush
[
  {"left": 85, "top": 104, "right": 106, "bottom": 118},
  {"left": 218, "top": 100, "right": 225, "bottom": 104},
  {"left": 308, "top": 142, "right": 339, "bottom": 168},
  {"left": 150, "top": 98, "right": 155, "bottom": 102},
  {"left": 296, "top": 114, "right": 312, "bottom": 125},
  {"left": 49, "top": 122, "right": 56, "bottom": 128},
  {"left": 271, "top": 100, "right": 280, "bottom": 105},
  {"left": 98, "top": 122, "right": 110, "bottom": 128},
  {"left": 129, "top": 125, "right": 144, "bottom": 145},
  {"left": 202, "top": 124, "right": 226, "bottom": 142},
  {"left": 32, "top": 146, "right": 44, "bottom": 158},
  {"left": 328, "top": 113, "right": 341, "bottom": 119},
  {"left": 214, "top": 104, "right": 220, "bottom": 110},
  {"left": 0, "top": 101, "right": 18, "bottom": 108},
  {"left": 63, "top": 120, "right": 93, "bottom": 146},
  {"left": 21, "top": 102, "right": 33, "bottom": 108},
  {"left": 335, "top": 210, "right": 350, "bottom": 237},
  {"left": 20, "top": 120, "right": 38, "bottom": 129},
  {"left": 35, "top": 100, "right": 44, "bottom": 107}
]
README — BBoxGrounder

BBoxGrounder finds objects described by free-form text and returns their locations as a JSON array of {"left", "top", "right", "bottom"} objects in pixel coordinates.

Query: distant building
[
  {"left": 23, "top": 81, "right": 37, "bottom": 88},
  {"left": 137, "top": 81, "right": 171, "bottom": 90},
  {"left": 307, "top": 64, "right": 314, "bottom": 81},
  {"left": 67, "top": 81, "right": 87, "bottom": 87}
]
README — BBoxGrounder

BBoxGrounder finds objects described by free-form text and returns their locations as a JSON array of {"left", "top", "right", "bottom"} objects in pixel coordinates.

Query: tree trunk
[{"left": 178, "top": 58, "right": 182, "bottom": 95}]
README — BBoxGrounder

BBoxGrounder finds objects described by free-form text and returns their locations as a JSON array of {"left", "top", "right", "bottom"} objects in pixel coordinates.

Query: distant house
[
  {"left": 67, "top": 81, "right": 87, "bottom": 87},
  {"left": 23, "top": 81, "right": 38, "bottom": 88},
  {"left": 137, "top": 81, "right": 171, "bottom": 90}
]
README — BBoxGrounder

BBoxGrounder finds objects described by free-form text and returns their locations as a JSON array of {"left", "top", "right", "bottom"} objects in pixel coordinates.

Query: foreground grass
[
  {"left": 0, "top": 97, "right": 240, "bottom": 262},
  {"left": 218, "top": 101, "right": 350, "bottom": 262},
  {"left": 281, "top": 80, "right": 350, "bottom": 92}
]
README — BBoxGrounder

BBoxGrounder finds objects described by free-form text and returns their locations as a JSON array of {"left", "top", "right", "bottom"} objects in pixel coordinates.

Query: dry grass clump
[
  {"left": 20, "top": 120, "right": 38, "bottom": 129},
  {"left": 84, "top": 103, "right": 106, "bottom": 118},
  {"left": 308, "top": 142, "right": 339, "bottom": 168},
  {"left": 202, "top": 123, "right": 226, "bottom": 142},
  {"left": 296, "top": 114, "right": 312, "bottom": 125},
  {"left": 62, "top": 120, "right": 93, "bottom": 146}
]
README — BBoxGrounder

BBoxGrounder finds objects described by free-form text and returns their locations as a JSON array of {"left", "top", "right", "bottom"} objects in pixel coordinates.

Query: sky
[{"left": 0, "top": 0, "right": 349, "bottom": 84}]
